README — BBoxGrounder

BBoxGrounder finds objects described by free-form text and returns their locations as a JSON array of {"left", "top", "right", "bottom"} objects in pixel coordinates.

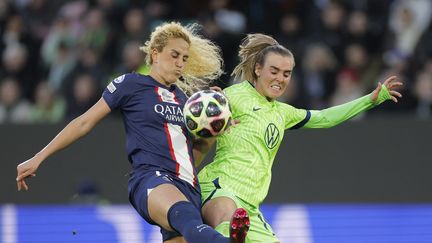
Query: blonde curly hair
[{"left": 140, "top": 22, "right": 223, "bottom": 95}]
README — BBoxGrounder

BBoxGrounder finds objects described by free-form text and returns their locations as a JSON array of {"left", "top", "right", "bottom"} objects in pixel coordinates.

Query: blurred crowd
[{"left": 1, "top": 0, "right": 432, "bottom": 124}]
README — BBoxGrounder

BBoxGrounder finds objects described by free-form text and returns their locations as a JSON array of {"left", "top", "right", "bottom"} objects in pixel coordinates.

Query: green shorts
[{"left": 201, "top": 179, "right": 279, "bottom": 243}]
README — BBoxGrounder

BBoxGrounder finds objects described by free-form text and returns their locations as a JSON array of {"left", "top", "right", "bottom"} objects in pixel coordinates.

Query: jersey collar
[
  {"left": 144, "top": 74, "right": 178, "bottom": 92},
  {"left": 244, "top": 80, "right": 275, "bottom": 105}
]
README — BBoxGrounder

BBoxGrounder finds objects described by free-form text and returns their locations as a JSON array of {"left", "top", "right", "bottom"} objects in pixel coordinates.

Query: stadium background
[{"left": 1, "top": 0, "right": 431, "bottom": 242}]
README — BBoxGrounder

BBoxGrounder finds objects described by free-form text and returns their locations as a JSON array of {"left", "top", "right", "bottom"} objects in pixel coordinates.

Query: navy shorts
[{"left": 128, "top": 164, "right": 202, "bottom": 241}]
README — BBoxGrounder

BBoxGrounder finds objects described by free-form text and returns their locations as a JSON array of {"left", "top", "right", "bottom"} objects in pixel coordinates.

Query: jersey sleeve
[
  {"left": 304, "top": 85, "right": 392, "bottom": 128},
  {"left": 102, "top": 74, "right": 134, "bottom": 110},
  {"left": 280, "top": 103, "right": 310, "bottom": 130}
]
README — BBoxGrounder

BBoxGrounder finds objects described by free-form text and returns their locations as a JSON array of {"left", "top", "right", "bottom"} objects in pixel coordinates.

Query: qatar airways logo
[{"left": 154, "top": 104, "right": 184, "bottom": 123}]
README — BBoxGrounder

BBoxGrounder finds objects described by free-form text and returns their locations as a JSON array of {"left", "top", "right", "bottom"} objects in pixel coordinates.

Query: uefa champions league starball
[{"left": 183, "top": 90, "right": 232, "bottom": 138}]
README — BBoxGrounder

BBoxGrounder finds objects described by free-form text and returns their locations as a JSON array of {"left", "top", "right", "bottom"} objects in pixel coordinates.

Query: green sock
[{"left": 215, "top": 221, "right": 230, "bottom": 237}]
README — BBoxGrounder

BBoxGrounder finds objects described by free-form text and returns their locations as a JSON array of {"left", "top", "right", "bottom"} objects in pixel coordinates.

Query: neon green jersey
[
  {"left": 198, "top": 80, "right": 391, "bottom": 206},
  {"left": 198, "top": 81, "right": 307, "bottom": 206}
]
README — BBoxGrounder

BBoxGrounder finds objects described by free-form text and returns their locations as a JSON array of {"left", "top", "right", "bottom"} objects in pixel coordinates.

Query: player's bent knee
[
  {"left": 202, "top": 196, "right": 237, "bottom": 227},
  {"left": 148, "top": 184, "right": 189, "bottom": 231}
]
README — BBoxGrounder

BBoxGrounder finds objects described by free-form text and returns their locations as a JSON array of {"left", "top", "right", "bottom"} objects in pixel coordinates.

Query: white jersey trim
[{"left": 164, "top": 123, "right": 195, "bottom": 187}]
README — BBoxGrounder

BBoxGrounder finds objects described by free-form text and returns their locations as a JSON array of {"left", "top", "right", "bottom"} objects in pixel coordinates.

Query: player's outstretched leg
[{"left": 229, "top": 208, "right": 250, "bottom": 243}]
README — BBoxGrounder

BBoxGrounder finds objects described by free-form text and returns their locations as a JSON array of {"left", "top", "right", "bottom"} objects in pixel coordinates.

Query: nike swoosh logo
[{"left": 253, "top": 107, "right": 261, "bottom": 111}]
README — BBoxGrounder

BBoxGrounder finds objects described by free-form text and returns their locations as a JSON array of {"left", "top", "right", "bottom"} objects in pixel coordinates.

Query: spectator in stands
[
  {"left": 0, "top": 77, "right": 31, "bottom": 123},
  {"left": 414, "top": 69, "right": 432, "bottom": 119},
  {"left": 29, "top": 81, "right": 65, "bottom": 123},
  {"left": 65, "top": 73, "right": 99, "bottom": 121}
]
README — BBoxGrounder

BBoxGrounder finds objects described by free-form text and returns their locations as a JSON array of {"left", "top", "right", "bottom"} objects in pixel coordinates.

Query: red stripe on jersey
[
  {"left": 164, "top": 122, "right": 180, "bottom": 177},
  {"left": 155, "top": 87, "right": 163, "bottom": 102},
  {"left": 173, "top": 92, "right": 180, "bottom": 104}
]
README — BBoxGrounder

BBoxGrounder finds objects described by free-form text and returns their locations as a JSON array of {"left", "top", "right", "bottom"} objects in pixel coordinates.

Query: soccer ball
[{"left": 183, "top": 90, "right": 232, "bottom": 138}]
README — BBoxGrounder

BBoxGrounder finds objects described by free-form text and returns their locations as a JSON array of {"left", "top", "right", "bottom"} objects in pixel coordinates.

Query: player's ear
[
  {"left": 151, "top": 48, "right": 159, "bottom": 64},
  {"left": 255, "top": 64, "right": 262, "bottom": 77}
]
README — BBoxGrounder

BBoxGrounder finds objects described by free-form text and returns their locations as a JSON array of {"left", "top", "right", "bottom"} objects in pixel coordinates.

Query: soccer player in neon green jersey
[{"left": 198, "top": 33, "right": 403, "bottom": 242}]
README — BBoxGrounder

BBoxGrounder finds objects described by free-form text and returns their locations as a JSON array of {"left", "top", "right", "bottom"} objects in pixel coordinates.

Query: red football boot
[{"left": 229, "top": 208, "right": 250, "bottom": 243}]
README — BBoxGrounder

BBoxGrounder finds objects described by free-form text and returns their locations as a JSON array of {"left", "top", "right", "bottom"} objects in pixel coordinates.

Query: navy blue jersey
[{"left": 102, "top": 73, "right": 197, "bottom": 187}]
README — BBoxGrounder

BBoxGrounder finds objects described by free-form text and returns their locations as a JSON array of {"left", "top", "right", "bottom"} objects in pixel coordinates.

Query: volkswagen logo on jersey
[{"left": 264, "top": 123, "right": 280, "bottom": 149}]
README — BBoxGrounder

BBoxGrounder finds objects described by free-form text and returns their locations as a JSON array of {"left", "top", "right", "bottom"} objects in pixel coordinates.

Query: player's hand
[
  {"left": 16, "top": 158, "right": 41, "bottom": 191},
  {"left": 209, "top": 86, "right": 223, "bottom": 93},
  {"left": 224, "top": 119, "right": 240, "bottom": 134},
  {"left": 230, "top": 119, "right": 240, "bottom": 127},
  {"left": 370, "top": 76, "right": 403, "bottom": 103}
]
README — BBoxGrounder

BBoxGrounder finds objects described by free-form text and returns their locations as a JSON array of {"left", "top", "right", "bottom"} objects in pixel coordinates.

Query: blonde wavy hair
[
  {"left": 232, "top": 33, "right": 294, "bottom": 83},
  {"left": 140, "top": 22, "right": 223, "bottom": 95}
]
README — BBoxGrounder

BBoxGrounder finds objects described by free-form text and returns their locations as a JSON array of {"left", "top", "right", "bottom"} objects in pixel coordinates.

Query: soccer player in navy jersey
[{"left": 16, "top": 22, "right": 248, "bottom": 243}]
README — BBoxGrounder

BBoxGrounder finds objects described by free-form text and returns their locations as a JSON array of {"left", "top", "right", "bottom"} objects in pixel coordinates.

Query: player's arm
[
  {"left": 192, "top": 137, "right": 216, "bottom": 167},
  {"left": 16, "top": 97, "right": 111, "bottom": 191},
  {"left": 304, "top": 76, "right": 402, "bottom": 128}
]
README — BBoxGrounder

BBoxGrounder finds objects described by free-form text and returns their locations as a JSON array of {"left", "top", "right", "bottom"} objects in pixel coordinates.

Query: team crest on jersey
[
  {"left": 157, "top": 87, "right": 179, "bottom": 104},
  {"left": 264, "top": 123, "right": 280, "bottom": 149},
  {"left": 113, "top": 74, "right": 125, "bottom": 83}
]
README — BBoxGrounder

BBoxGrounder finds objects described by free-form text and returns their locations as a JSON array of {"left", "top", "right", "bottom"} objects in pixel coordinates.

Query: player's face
[
  {"left": 151, "top": 38, "right": 190, "bottom": 86},
  {"left": 254, "top": 53, "right": 294, "bottom": 101}
]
